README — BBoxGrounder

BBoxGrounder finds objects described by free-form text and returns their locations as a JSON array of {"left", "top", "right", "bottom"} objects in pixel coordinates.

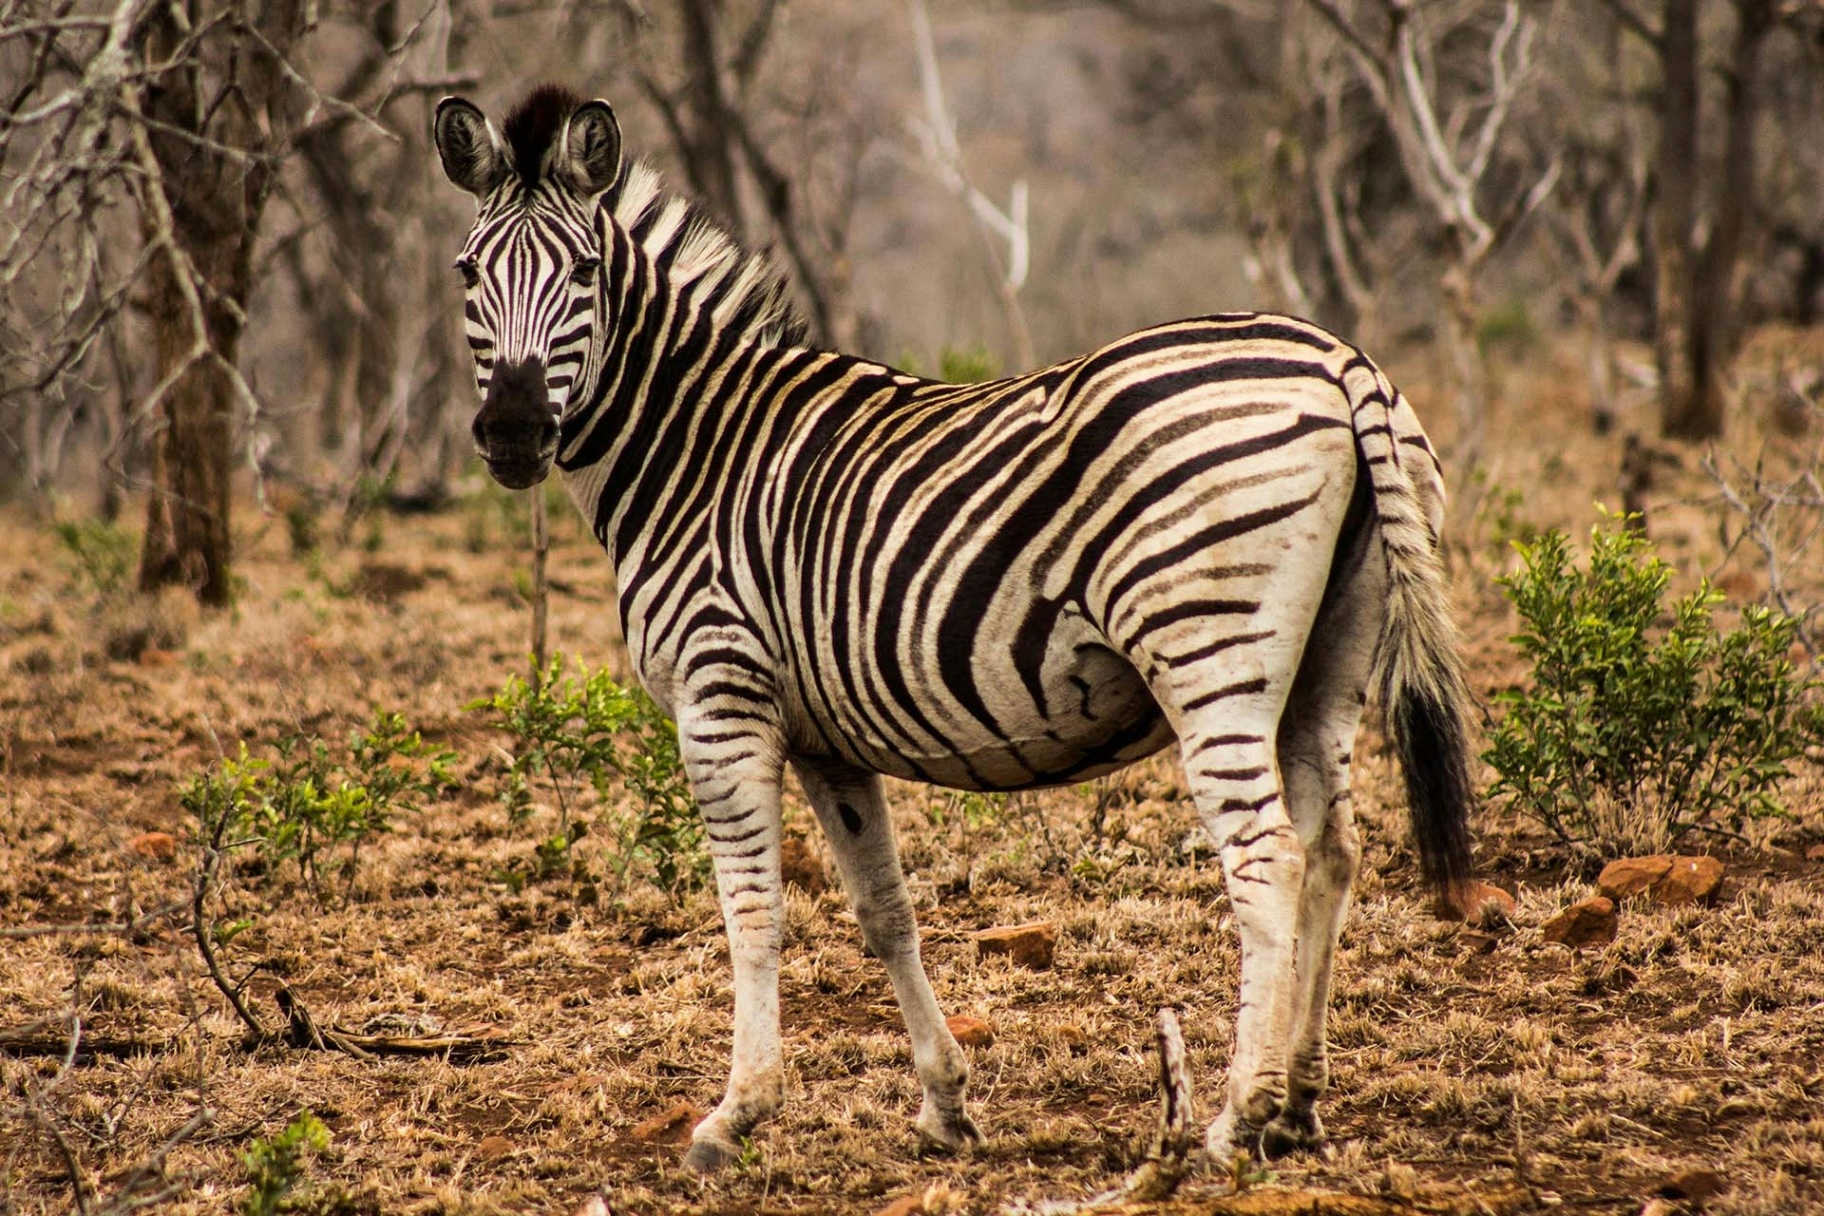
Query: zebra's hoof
[
  {"left": 1204, "top": 1107, "right": 1263, "bottom": 1162},
  {"left": 1261, "top": 1108, "right": 1325, "bottom": 1159},
  {"left": 915, "top": 1103, "right": 983, "bottom": 1152},
  {"left": 682, "top": 1132, "right": 743, "bottom": 1173}
]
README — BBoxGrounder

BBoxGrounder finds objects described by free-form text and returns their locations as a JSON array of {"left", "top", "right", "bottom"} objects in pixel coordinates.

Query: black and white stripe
[{"left": 435, "top": 86, "right": 1476, "bottom": 1170}]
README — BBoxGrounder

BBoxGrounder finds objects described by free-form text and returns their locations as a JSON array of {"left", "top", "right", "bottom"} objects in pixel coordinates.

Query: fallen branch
[
  {"left": 0, "top": 900, "right": 187, "bottom": 939},
  {"left": 0, "top": 1024, "right": 172, "bottom": 1059},
  {"left": 275, "top": 985, "right": 511, "bottom": 1062}
]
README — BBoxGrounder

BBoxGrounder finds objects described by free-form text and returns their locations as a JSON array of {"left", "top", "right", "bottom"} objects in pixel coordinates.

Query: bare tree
[
  {"left": 1613, "top": 0, "right": 1803, "bottom": 439},
  {"left": 1304, "top": 0, "right": 1559, "bottom": 462},
  {"left": 0, "top": 0, "right": 318, "bottom": 605},
  {"left": 612, "top": 0, "right": 850, "bottom": 345},
  {"left": 1537, "top": 9, "right": 1650, "bottom": 431},
  {"left": 906, "top": 0, "right": 1037, "bottom": 372},
  {"left": 133, "top": 0, "right": 315, "bottom": 604},
  {"left": 0, "top": 0, "right": 458, "bottom": 600}
]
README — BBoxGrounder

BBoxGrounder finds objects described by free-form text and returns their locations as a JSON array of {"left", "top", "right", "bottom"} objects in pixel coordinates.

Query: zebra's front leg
[
  {"left": 792, "top": 757, "right": 980, "bottom": 1151},
  {"left": 677, "top": 705, "right": 789, "bottom": 1173}
]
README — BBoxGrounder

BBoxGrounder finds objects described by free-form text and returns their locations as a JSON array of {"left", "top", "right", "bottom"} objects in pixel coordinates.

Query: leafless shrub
[{"left": 1701, "top": 431, "right": 1824, "bottom": 665}]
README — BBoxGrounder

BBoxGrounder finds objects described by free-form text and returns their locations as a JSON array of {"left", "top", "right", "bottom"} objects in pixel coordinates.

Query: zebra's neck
[{"left": 552, "top": 163, "right": 814, "bottom": 646}]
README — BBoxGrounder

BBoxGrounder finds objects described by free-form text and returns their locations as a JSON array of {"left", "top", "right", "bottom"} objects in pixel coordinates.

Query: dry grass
[{"left": 3, "top": 339, "right": 1823, "bottom": 1215}]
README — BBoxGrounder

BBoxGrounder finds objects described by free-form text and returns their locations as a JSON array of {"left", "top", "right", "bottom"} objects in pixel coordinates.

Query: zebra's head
[{"left": 434, "top": 87, "right": 622, "bottom": 489}]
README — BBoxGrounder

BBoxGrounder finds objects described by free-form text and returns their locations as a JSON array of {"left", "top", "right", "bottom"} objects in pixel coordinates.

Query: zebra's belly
[{"left": 810, "top": 635, "right": 1178, "bottom": 792}]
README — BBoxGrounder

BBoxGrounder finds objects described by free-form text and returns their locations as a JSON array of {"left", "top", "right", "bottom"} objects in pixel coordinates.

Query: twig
[
  {"left": 530, "top": 487, "right": 549, "bottom": 689},
  {"left": 14, "top": 969, "right": 92, "bottom": 1215},
  {"left": 0, "top": 900, "right": 187, "bottom": 939},
  {"left": 190, "top": 806, "right": 272, "bottom": 1045}
]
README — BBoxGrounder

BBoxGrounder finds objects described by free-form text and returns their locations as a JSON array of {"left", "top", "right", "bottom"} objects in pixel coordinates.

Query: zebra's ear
[
  {"left": 435, "top": 97, "right": 508, "bottom": 197},
  {"left": 562, "top": 100, "right": 622, "bottom": 198}
]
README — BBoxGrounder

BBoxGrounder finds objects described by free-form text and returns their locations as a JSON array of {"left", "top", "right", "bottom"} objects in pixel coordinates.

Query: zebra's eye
[
  {"left": 453, "top": 258, "right": 480, "bottom": 289},
  {"left": 570, "top": 257, "right": 601, "bottom": 288}
]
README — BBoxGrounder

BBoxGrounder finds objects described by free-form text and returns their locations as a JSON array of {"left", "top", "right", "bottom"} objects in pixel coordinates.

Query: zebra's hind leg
[
  {"left": 791, "top": 756, "right": 981, "bottom": 1152},
  {"left": 1176, "top": 707, "right": 1307, "bottom": 1162},
  {"left": 1260, "top": 516, "right": 1382, "bottom": 1158}
]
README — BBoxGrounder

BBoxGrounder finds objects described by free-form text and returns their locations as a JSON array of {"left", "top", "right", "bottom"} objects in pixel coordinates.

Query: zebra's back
[{"left": 744, "top": 313, "right": 1384, "bottom": 791}]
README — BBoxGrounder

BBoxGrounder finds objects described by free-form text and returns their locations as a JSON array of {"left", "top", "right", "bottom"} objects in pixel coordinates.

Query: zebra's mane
[
  {"left": 606, "top": 160, "right": 808, "bottom": 350},
  {"left": 502, "top": 83, "right": 582, "bottom": 190}
]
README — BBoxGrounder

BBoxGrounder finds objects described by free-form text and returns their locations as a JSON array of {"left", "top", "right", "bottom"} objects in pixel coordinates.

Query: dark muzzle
[{"left": 473, "top": 358, "right": 557, "bottom": 489}]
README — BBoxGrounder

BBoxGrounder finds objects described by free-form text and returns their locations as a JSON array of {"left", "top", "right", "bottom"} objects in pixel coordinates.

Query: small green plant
[
  {"left": 285, "top": 504, "right": 320, "bottom": 557},
  {"left": 1475, "top": 297, "right": 1536, "bottom": 356},
  {"left": 468, "top": 656, "right": 707, "bottom": 895},
  {"left": 939, "top": 344, "right": 997, "bottom": 384},
  {"left": 1466, "top": 472, "right": 1540, "bottom": 563},
  {"left": 186, "top": 711, "right": 453, "bottom": 900},
  {"left": 53, "top": 516, "right": 134, "bottom": 594},
  {"left": 927, "top": 789, "right": 1007, "bottom": 831},
  {"left": 1484, "top": 517, "right": 1824, "bottom": 851},
  {"left": 241, "top": 1111, "right": 329, "bottom": 1216}
]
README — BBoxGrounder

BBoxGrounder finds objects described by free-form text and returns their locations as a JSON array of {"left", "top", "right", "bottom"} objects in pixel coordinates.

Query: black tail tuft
[{"left": 1390, "top": 686, "right": 1476, "bottom": 899}]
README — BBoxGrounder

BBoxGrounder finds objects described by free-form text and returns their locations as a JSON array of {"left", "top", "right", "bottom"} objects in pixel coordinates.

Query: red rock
[
  {"left": 1541, "top": 896, "right": 1617, "bottom": 949},
  {"left": 1598, "top": 854, "right": 1725, "bottom": 907},
  {"left": 945, "top": 1014, "right": 995, "bottom": 1049},
  {"left": 779, "top": 836, "right": 827, "bottom": 895},
  {"left": 873, "top": 1197, "right": 924, "bottom": 1216},
  {"left": 629, "top": 1101, "right": 704, "bottom": 1145},
  {"left": 475, "top": 1134, "right": 513, "bottom": 1159},
  {"left": 974, "top": 921, "right": 1058, "bottom": 970},
  {"left": 127, "top": 831, "right": 177, "bottom": 862},
  {"left": 1597, "top": 855, "right": 1674, "bottom": 901},
  {"left": 1652, "top": 856, "right": 1724, "bottom": 907},
  {"left": 1434, "top": 880, "right": 1515, "bottom": 925}
]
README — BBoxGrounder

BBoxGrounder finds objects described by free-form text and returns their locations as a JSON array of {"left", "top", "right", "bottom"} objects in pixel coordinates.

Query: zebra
[{"left": 433, "top": 84, "right": 1476, "bottom": 1172}]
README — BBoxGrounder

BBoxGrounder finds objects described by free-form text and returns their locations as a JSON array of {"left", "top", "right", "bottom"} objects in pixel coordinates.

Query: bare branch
[
  {"left": 1593, "top": 0, "right": 1663, "bottom": 52},
  {"left": 906, "top": 0, "right": 1035, "bottom": 369},
  {"left": 728, "top": 0, "right": 783, "bottom": 89},
  {"left": 1304, "top": 0, "right": 1390, "bottom": 75}
]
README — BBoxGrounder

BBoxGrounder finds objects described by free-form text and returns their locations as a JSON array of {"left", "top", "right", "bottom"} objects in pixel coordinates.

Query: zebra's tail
[{"left": 1350, "top": 363, "right": 1476, "bottom": 904}]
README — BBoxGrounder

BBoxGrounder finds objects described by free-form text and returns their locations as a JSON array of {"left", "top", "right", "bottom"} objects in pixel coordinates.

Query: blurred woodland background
[
  {"left": 9, "top": 6, "right": 1824, "bottom": 1213},
  {"left": 3, "top": 0, "right": 1824, "bottom": 601}
]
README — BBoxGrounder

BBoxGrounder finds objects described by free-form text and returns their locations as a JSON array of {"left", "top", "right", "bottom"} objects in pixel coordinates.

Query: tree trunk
[
  {"left": 677, "top": 0, "right": 745, "bottom": 232},
  {"left": 1687, "top": 0, "right": 1777, "bottom": 439},
  {"left": 135, "top": 0, "right": 307, "bottom": 606},
  {"left": 1654, "top": 0, "right": 1702, "bottom": 438}
]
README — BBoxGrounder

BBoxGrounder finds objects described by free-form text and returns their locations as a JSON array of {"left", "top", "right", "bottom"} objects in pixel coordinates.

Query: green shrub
[
  {"left": 468, "top": 656, "right": 706, "bottom": 896},
  {"left": 241, "top": 1111, "right": 329, "bottom": 1216},
  {"left": 53, "top": 517, "right": 134, "bottom": 594},
  {"left": 1484, "top": 518, "right": 1824, "bottom": 852},
  {"left": 184, "top": 711, "right": 453, "bottom": 900}
]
